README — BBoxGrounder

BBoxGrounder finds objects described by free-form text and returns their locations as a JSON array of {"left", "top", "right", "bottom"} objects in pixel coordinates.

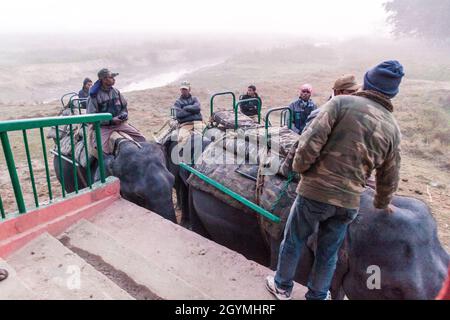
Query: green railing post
[
  {"left": 22, "top": 130, "right": 39, "bottom": 208},
  {"left": 60, "top": 92, "right": 77, "bottom": 108},
  {"left": 0, "top": 194, "right": 5, "bottom": 219},
  {"left": 180, "top": 163, "right": 280, "bottom": 223},
  {"left": 234, "top": 98, "right": 262, "bottom": 129},
  {"left": 265, "top": 107, "right": 294, "bottom": 148},
  {"left": 69, "top": 124, "right": 79, "bottom": 193},
  {"left": 55, "top": 125, "right": 66, "bottom": 197},
  {"left": 94, "top": 122, "right": 106, "bottom": 183},
  {"left": 0, "top": 132, "right": 26, "bottom": 214},
  {"left": 210, "top": 92, "right": 236, "bottom": 118},
  {"left": 39, "top": 127, "right": 53, "bottom": 200},
  {"left": 81, "top": 124, "right": 92, "bottom": 189}
]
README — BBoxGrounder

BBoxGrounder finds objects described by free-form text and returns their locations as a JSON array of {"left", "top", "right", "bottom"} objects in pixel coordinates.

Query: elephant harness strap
[{"left": 110, "top": 131, "right": 143, "bottom": 157}]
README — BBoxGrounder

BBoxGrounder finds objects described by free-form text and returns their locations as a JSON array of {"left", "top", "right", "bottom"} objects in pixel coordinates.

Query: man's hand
[
  {"left": 112, "top": 117, "right": 122, "bottom": 125},
  {"left": 374, "top": 202, "right": 395, "bottom": 214}
]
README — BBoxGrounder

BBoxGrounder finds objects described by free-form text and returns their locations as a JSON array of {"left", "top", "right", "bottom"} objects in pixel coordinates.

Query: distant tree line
[{"left": 384, "top": 0, "right": 450, "bottom": 40}]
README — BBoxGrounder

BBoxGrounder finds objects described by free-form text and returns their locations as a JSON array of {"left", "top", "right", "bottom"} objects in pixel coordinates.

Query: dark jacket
[
  {"left": 293, "top": 91, "right": 401, "bottom": 209},
  {"left": 87, "top": 82, "right": 128, "bottom": 126},
  {"left": 78, "top": 89, "right": 89, "bottom": 108},
  {"left": 239, "top": 94, "right": 261, "bottom": 116},
  {"left": 173, "top": 95, "right": 203, "bottom": 124},
  {"left": 288, "top": 98, "right": 317, "bottom": 134}
]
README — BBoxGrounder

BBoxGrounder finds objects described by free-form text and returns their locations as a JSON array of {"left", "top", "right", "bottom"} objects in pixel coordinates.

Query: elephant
[
  {"left": 188, "top": 183, "right": 449, "bottom": 300},
  {"left": 54, "top": 139, "right": 176, "bottom": 223},
  {"left": 163, "top": 131, "right": 212, "bottom": 227}
]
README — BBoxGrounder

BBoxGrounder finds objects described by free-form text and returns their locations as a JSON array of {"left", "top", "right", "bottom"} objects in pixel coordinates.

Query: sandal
[{"left": 0, "top": 268, "right": 9, "bottom": 282}]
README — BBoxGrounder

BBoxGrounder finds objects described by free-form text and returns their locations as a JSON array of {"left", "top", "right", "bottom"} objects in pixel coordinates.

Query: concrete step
[
  {"left": 58, "top": 219, "right": 210, "bottom": 300},
  {"left": 0, "top": 258, "right": 36, "bottom": 300},
  {"left": 6, "top": 233, "right": 134, "bottom": 300},
  {"left": 91, "top": 199, "right": 307, "bottom": 300}
]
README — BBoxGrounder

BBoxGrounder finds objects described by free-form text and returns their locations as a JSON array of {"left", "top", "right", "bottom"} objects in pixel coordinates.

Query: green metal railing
[
  {"left": 61, "top": 92, "right": 78, "bottom": 108},
  {"left": 179, "top": 163, "right": 280, "bottom": 224},
  {"left": 235, "top": 97, "right": 262, "bottom": 128},
  {"left": 0, "top": 113, "right": 112, "bottom": 217},
  {"left": 210, "top": 92, "right": 236, "bottom": 118},
  {"left": 265, "top": 107, "right": 293, "bottom": 149},
  {"left": 69, "top": 97, "right": 88, "bottom": 114},
  {"left": 210, "top": 92, "right": 263, "bottom": 130}
]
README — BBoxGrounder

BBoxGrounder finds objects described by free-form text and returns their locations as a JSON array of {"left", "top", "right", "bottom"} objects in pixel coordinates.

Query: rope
[{"left": 270, "top": 171, "right": 296, "bottom": 212}]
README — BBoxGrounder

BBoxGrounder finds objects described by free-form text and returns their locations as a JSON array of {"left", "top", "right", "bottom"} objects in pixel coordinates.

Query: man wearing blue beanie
[
  {"left": 266, "top": 61, "right": 405, "bottom": 301},
  {"left": 364, "top": 60, "right": 405, "bottom": 98}
]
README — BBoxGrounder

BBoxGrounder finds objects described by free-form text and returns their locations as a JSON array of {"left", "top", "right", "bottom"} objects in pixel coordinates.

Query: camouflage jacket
[{"left": 292, "top": 90, "right": 401, "bottom": 209}]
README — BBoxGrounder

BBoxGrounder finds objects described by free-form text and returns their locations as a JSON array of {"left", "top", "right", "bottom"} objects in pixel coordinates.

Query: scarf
[{"left": 353, "top": 90, "right": 394, "bottom": 113}]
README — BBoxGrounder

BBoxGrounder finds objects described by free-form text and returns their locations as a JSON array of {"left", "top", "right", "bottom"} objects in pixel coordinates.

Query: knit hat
[{"left": 364, "top": 60, "right": 405, "bottom": 98}]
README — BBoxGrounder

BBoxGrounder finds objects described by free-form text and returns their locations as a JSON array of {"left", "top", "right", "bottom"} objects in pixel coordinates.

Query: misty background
[
  {"left": 0, "top": 0, "right": 449, "bottom": 104},
  {"left": 0, "top": 0, "right": 399, "bottom": 103}
]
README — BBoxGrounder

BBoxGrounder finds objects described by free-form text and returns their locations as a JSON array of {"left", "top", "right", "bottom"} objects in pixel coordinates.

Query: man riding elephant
[
  {"left": 239, "top": 85, "right": 261, "bottom": 122},
  {"left": 288, "top": 84, "right": 317, "bottom": 134},
  {"left": 87, "top": 68, "right": 146, "bottom": 156},
  {"left": 171, "top": 81, "right": 204, "bottom": 145},
  {"left": 78, "top": 77, "right": 92, "bottom": 108},
  {"left": 266, "top": 60, "right": 406, "bottom": 300}
]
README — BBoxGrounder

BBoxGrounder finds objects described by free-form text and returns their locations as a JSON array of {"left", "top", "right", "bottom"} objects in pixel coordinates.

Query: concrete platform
[
  {"left": 59, "top": 219, "right": 210, "bottom": 300},
  {"left": 91, "top": 199, "right": 307, "bottom": 300},
  {"left": 7, "top": 233, "right": 133, "bottom": 300},
  {"left": 0, "top": 258, "right": 36, "bottom": 300},
  {"left": 0, "top": 176, "right": 307, "bottom": 300}
]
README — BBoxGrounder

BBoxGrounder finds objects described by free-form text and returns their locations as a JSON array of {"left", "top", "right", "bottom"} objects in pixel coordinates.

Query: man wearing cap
[
  {"left": 288, "top": 84, "right": 317, "bottom": 134},
  {"left": 87, "top": 68, "right": 146, "bottom": 156},
  {"left": 172, "top": 81, "right": 204, "bottom": 144},
  {"left": 332, "top": 74, "right": 361, "bottom": 97},
  {"left": 266, "top": 61, "right": 405, "bottom": 301},
  {"left": 303, "top": 75, "right": 361, "bottom": 131},
  {"left": 78, "top": 77, "right": 92, "bottom": 108}
]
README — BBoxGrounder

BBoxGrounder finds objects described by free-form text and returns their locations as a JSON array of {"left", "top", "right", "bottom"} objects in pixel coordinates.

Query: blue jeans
[{"left": 275, "top": 195, "right": 358, "bottom": 300}]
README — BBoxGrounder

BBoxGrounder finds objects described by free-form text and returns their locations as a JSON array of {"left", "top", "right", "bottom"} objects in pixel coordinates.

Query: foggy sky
[{"left": 0, "top": 0, "right": 389, "bottom": 39}]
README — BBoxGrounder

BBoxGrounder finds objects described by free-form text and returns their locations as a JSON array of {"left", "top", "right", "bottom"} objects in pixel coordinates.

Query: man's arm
[
  {"left": 86, "top": 97, "right": 96, "bottom": 114},
  {"left": 173, "top": 100, "right": 192, "bottom": 119},
  {"left": 292, "top": 99, "right": 339, "bottom": 174},
  {"left": 373, "top": 146, "right": 401, "bottom": 209},
  {"left": 117, "top": 91, "right": 128, "bottom": 114},
  {"left": 183, "top": 97, "right": 201, "bottom": 114}
]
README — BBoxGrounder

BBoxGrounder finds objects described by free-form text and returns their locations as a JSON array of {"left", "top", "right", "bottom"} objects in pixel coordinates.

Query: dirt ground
[{"left": 0, "top": 48, "right": 449, "bottom": 251}]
